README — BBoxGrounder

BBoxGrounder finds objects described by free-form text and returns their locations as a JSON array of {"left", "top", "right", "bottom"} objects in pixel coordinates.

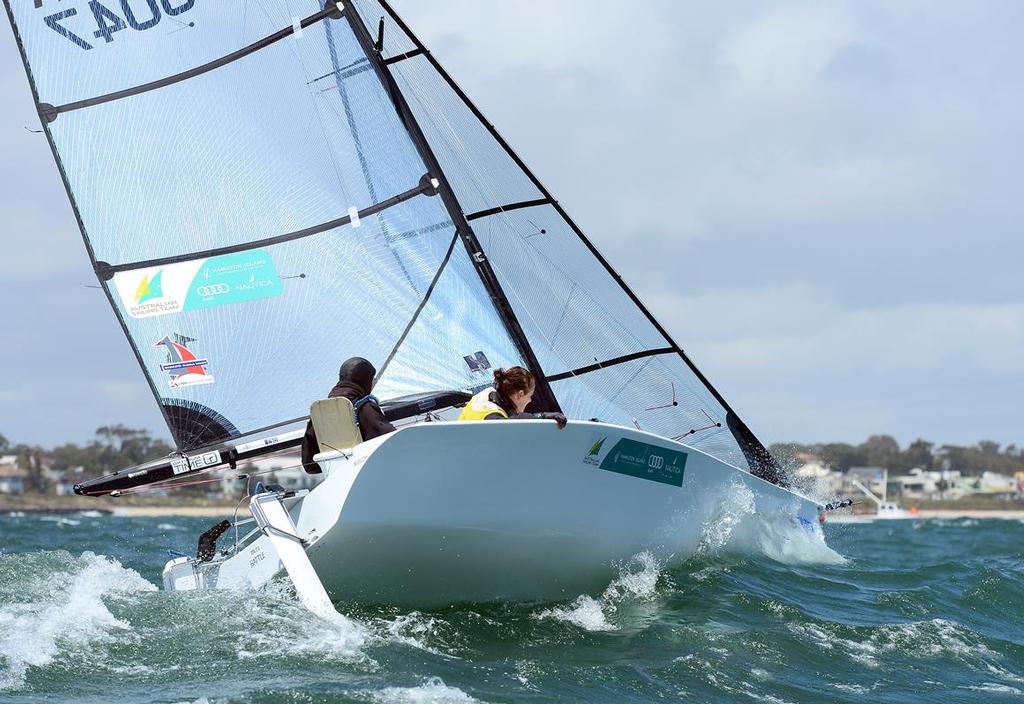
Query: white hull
[{"left": 174, "top": 421, "right": 823, "bottom": 605}]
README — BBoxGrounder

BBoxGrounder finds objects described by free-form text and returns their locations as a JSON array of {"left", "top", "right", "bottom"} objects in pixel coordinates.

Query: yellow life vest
[{"left": 458, "top": 388, "right": 509, "bottom": 421}]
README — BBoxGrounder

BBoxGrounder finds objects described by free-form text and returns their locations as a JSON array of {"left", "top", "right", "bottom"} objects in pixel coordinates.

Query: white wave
[
  {"left": 77, "top": 510, "right": 105, "bottom": 518},
  {"left": 0, "top": 551, "right": 156, "bottom": 691},
  {"left": 536, "top": 552, "right": 662, "bottom": 632},
  {"left": 376, "top": 611, "right": 450, "bottom": 656},
  {"left": 988, "top": 663, "right": 1024, "bottom": 684},
  {"left": 875, "top": 618, "right": 994, "bottom": 660},
  {"left": 362, "top": 676, "right": 483, "bottom": 703},
  {"left": 157, "top": 523, "right": 180, "bottom": 531},
  {"left": 787, "top": 622, "right": 878, "bottom": 668},
  {"left": 233, "top": 579, "right": 368, "bottom": 663},
  {"left": 961, "top": 683, "right": 1023, "bottom": 695},
  {"left": 833, "top": 682, "right": 878, "bottom": 694},
  {"left": 697, "top": 480, "right": 845, "bottom": 566},
  {"left": 788, "top": 618, "right": 995, "bottom": 673},
  {"left": 37, "top": 516, "right": 81, "bottom": 527},
  {"left": 537, "top": 594, "right": 614, "bottom": 632}
]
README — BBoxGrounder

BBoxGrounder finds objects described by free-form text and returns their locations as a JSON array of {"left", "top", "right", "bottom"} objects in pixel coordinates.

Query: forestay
[{"left": 5, "top": 0, "right": 784, "bottom": 484}]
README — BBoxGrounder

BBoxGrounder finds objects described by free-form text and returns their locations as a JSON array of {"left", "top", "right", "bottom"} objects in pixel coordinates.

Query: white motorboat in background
[{"left": 827, "top": 479, "right": 913, "bottom": 523}]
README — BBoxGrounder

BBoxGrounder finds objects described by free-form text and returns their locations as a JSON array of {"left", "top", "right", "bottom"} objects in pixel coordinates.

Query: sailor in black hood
[{"left": 301, "top": 357, "right": 396, "bottom": 473}]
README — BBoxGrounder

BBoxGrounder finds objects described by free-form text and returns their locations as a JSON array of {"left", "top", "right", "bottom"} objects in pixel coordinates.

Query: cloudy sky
[{"left": 1, "top": 1, "right": 1021, "bottom": 449}]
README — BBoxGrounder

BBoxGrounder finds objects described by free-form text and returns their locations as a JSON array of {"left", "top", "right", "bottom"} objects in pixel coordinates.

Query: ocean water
[{"left": 1, "top": 510, "right": 1022, "bottom": 703}]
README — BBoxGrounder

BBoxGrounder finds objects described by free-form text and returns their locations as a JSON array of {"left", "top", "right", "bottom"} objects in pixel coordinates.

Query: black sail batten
[
  {"left": 2, "top": 0, "right": 180, "bottom": 446},
  {"left": 544, "top": 348, "right": 677, "bottom": 383},
  {"left": 342, "top": 2, "right": 562, "bottom": 413},
  {"left": 466, "top": 198, "right": 554, "bottom": 222},
  {"left": 38, "top": 2, "right": 344, "bottom": 122},
  {"left": 369, "top": 0, "right": 785, "bottom": 484},
  {"left": 383, "top": 48, "right": 424, "bottom": 65},
  {"left": 96, "top": 176, "right": 438, "bottom": 278}
]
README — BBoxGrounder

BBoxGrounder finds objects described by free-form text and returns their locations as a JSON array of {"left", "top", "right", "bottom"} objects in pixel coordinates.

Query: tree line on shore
[
  {"left": 0, "top": 426, "right": 172, "bottom": 493},
  {"left": 769, "top": 435, "right": 1024, "bottom": 477}
]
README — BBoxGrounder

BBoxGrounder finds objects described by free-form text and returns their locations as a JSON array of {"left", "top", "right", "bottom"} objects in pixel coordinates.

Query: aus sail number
[{"left": 42, "top": 0, "right": 196, "bottom": 51}]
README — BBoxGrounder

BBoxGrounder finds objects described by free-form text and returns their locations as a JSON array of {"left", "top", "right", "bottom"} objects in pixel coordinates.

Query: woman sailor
[{"left": 458, "top": 366, "right": 568, "bottom": 428}]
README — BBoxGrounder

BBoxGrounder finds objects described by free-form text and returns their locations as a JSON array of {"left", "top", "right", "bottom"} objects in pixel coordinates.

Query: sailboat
[{"left": 5, "top": 0, "right": 828, "bottom": 607}]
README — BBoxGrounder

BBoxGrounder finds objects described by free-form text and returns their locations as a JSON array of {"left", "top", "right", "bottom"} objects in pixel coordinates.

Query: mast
[{"left": 341, "top": 2, "right": 561, "bottom": 414}]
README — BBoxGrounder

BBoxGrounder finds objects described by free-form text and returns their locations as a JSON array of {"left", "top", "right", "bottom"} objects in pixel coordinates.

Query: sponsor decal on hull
[{"left": 583, "top": 434, "right": 687, "bottom": 487}]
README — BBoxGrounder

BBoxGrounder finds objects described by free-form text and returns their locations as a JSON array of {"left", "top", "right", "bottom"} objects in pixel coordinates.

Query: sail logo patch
[
  {"left": 583, "top": 434, "right": 687, "bottom": 487},
  {"left": 463, "top": 350, "right": 492, "bottom": 373},
  {"left": 155, "top": 333, "right": 214, "bottom": 389},
  {"left": 114, "top": 250, "right": 283, "bottom": 318},
  {"left": 134, "top": 270, "right": 164, "bottom": 304}
]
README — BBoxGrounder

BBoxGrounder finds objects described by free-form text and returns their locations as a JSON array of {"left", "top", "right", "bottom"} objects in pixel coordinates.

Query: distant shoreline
[
  {"left": 0, "top": 495, "right": 244, "bottom": 517},
  {"left": 0, "top": 505, "right": 246, "bottom": 517},
  {"left": 113, "top": 505, "right": 246, "bottom": 517},
  {"left": 913, "top": 509, "right": 1024, "bottom": 519}
]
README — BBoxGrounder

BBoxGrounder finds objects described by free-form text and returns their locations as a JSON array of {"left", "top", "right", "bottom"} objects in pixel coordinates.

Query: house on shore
[{"left": 0, "top": 456, "right": 27, "bottom": 494}]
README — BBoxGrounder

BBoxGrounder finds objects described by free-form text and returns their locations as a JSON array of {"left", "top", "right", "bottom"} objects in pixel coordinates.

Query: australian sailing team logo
[
  {"left": 583, "top": 436, "right": 607, "bottom": 465},
  {"left": 155, "top": 334, "right": 214, "bottom": 389},
  {"left": 134, "top": 270, "right": 164, "bottom": 304},
  {"left": 127, "top": 268, "right": 182, "bottom": 317}
]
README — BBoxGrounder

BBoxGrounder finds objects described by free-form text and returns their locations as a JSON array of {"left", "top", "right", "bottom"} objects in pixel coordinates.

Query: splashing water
[
  {"left": 536, "top": 552, "right": 663, "bottom": 632},
  {"left": 0, "top": 551, "right": 156, "bottom": 691},
  {"left": 362, "top": 676, "right": 483, "bottom": 703},
  {"left": 696, "top": 480, "right": 846, "bottom": 565}
]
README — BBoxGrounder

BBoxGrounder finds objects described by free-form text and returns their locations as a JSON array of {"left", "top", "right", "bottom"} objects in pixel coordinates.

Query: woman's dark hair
[{"left": 493, "top": 366, "right": 535, "bottom": 397}]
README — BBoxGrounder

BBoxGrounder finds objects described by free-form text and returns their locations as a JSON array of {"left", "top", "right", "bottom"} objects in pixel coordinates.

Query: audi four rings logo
[{"left": 196, "top": 284, "right": 230, "bottom": 296}]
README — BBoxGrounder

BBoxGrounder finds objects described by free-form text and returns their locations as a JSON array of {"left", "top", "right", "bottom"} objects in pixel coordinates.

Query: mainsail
[{"left": 4, "top": 0, "right": 783, "bottom": 487}]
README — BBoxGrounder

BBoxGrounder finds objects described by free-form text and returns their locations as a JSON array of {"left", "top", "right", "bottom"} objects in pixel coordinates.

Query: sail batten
[
  {"left": 39, "top": 3, "right": 344, "bottom": 123},
  {"left": 97, "top": 175, "right": 437, "bottom": 277}
]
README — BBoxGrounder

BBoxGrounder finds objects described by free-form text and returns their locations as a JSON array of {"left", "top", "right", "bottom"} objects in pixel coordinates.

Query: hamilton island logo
[
  {"left": 583, "top": 436, "right": 607, "bottom": 465},
  {"left": 155, "top": 333, "right": 214, "bottom": 389},
  {"left": 134, "top": 270, "right": 164, "bottom": 304}
]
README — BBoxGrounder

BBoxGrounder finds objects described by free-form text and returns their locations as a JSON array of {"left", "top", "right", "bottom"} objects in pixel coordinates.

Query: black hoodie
[{"left": 301, "top": 357, "right": 396, "bottom": 473}]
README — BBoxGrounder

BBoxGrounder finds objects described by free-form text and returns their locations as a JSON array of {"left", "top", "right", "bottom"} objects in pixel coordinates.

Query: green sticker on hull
[{"left": 597, "top": 438, "right": 687, "bottom": 487}]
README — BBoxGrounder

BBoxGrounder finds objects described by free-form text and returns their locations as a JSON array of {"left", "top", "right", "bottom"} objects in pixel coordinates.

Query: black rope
[{"left": 374, "top": 229, "right": 461, "bottom": 384}]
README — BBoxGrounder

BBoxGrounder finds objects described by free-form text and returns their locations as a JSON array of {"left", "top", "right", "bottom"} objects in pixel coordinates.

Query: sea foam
[
  {"left": 0, "top": 551, "right": 156, "bottom": 691},
  {"left": 697, "top": 480, "right": 845, "bottom": 565},
  {"left": 536, "top": 551, "right": 662, "bottom": 632},
  {"left": 362, "top": 676, "right": 483, "bottom": 703}
]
